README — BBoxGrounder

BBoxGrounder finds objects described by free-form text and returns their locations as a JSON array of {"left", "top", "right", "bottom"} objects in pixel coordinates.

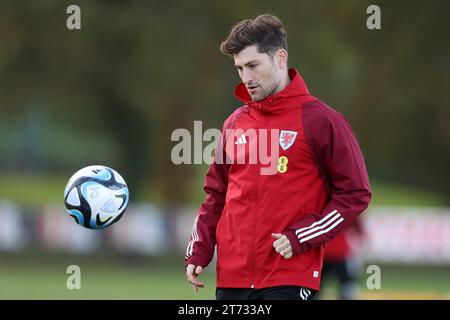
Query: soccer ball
[{"left": 64, "top": 165, "right": 129, "bottom": 229}]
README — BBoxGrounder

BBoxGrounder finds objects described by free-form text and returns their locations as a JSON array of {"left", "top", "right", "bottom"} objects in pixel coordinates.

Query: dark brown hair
[{"left": 220, "top": 14, "right": 288, "bottom": 56}]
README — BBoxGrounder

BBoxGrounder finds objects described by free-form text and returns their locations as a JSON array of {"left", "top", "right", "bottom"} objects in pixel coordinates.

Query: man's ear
[{"left": 276, "top": 49, "right": 288, "bottom": 68}]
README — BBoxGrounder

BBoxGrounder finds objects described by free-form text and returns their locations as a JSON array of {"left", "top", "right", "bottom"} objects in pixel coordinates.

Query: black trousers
[
  {"left": 315, "top": 260, "right": 360, "bottom": 300},
  {"left": 216, "top": 286, "right": 316, "bottom": 300}
]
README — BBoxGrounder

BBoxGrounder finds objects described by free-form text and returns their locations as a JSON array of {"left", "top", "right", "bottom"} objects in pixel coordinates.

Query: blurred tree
[{"left": 0, "top": 0, "right": 448, "bottom": 204}]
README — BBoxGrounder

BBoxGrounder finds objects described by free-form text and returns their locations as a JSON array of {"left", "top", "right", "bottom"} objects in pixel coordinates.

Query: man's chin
[{"left": 251, "top": 94, "right": 266, "bottom": 102}]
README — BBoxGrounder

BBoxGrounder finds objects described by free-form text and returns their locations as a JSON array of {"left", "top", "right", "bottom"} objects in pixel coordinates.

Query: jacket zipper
[
  {"left": 251, "top": 172, "right": 258, "bottom": 289},
  {"left": 250, "top": 110, "right": 265, "bottom": 289},
  {"left": 251, "top": 138, "right": 258, "bottom": 289}
]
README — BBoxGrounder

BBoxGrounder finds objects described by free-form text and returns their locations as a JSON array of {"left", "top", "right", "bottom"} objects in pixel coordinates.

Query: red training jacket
[{"left": 185, "top": 68, "right": 371, "bottom": 291}]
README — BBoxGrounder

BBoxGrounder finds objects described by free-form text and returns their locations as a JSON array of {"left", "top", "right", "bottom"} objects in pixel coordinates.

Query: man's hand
[
  {"left": 271, "top": 233, "right": 293, "bottom": 259},
  {"left": 186, "top": 264, "right": 204, "bottom": 292}
]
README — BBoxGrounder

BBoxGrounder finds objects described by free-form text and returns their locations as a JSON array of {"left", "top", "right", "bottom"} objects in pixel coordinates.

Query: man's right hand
[{"left": 186, "top": 264, "right": 204, "bottom": 292}]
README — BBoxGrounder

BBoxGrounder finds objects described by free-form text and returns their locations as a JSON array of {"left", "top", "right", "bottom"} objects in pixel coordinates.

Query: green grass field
[
  {"left": 0, "top": 256, "right": 217, "bottom": 300},
  {"left": 0, "top": 255, "right": 448, "bottom": 300},
  {"left": 0, "top": 265, "right": 216, "bottom": 299}
]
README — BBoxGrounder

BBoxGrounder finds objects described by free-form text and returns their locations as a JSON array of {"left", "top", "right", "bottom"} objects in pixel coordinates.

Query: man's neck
[{"left": 274, "top": 70, "right": 291, "bottom": 95}]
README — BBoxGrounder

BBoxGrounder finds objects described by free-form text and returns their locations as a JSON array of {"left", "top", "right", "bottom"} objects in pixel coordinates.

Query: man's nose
[{"left": 241, "top": 69, "right": 253, "bottom": 84}]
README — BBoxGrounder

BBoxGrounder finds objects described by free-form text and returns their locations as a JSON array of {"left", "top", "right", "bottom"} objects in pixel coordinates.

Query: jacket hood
[{"left": 234, "top": 68, "right": 310, "bottom": 112}]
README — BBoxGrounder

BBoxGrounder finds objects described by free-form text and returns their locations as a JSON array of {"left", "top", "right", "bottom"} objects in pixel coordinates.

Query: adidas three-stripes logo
[
  {"left": 295, "top": 210, "right": 344, "bottom": 243},
  {"left": 235, "top": 134, "right": 247, "bottom": 144}
]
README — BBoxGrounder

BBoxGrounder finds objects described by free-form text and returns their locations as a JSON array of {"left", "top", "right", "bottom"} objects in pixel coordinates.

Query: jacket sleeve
[
  {"left": 283, "top": 103, "right": 372, "bottom": 255},
  {"left": 185, "top": 108, "right": 245, "bottom": 267}
]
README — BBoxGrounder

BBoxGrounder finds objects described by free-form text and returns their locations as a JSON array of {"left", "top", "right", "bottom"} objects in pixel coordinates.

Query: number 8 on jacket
[{"left": 278, "top": 156, "right": 288, "bottom": 173}]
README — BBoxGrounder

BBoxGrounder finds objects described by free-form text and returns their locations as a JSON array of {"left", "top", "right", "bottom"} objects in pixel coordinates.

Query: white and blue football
[{"left": 64, "top": 165, "right": 129, "bottom": 229}]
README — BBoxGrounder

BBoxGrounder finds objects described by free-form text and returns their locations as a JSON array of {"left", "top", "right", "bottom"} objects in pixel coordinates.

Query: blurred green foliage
[
  {"left": 0, "top": 173, "right": 445, "bottom": 208},
  {"left": 0, "top": 0, "right": 449, "bottom": 204}
]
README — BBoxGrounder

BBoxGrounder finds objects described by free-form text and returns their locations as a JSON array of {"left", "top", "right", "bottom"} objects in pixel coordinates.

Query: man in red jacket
[{"left": 185, "top": 14, "right": 371, "bottom": 300}]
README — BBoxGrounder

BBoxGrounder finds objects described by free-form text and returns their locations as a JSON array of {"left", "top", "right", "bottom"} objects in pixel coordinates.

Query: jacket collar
[{"left": 234, "top": 68, "right": 310, "bottom": 112}]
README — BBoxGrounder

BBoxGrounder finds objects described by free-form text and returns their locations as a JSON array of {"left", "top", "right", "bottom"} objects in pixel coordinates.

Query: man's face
[{"left": 234, "top": 45, "right": 282, "bottom": 101}]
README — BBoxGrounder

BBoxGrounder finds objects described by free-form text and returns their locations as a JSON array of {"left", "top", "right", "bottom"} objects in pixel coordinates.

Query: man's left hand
[{"left": 271, "top": 233, "right": 293, "bottom": 259}]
